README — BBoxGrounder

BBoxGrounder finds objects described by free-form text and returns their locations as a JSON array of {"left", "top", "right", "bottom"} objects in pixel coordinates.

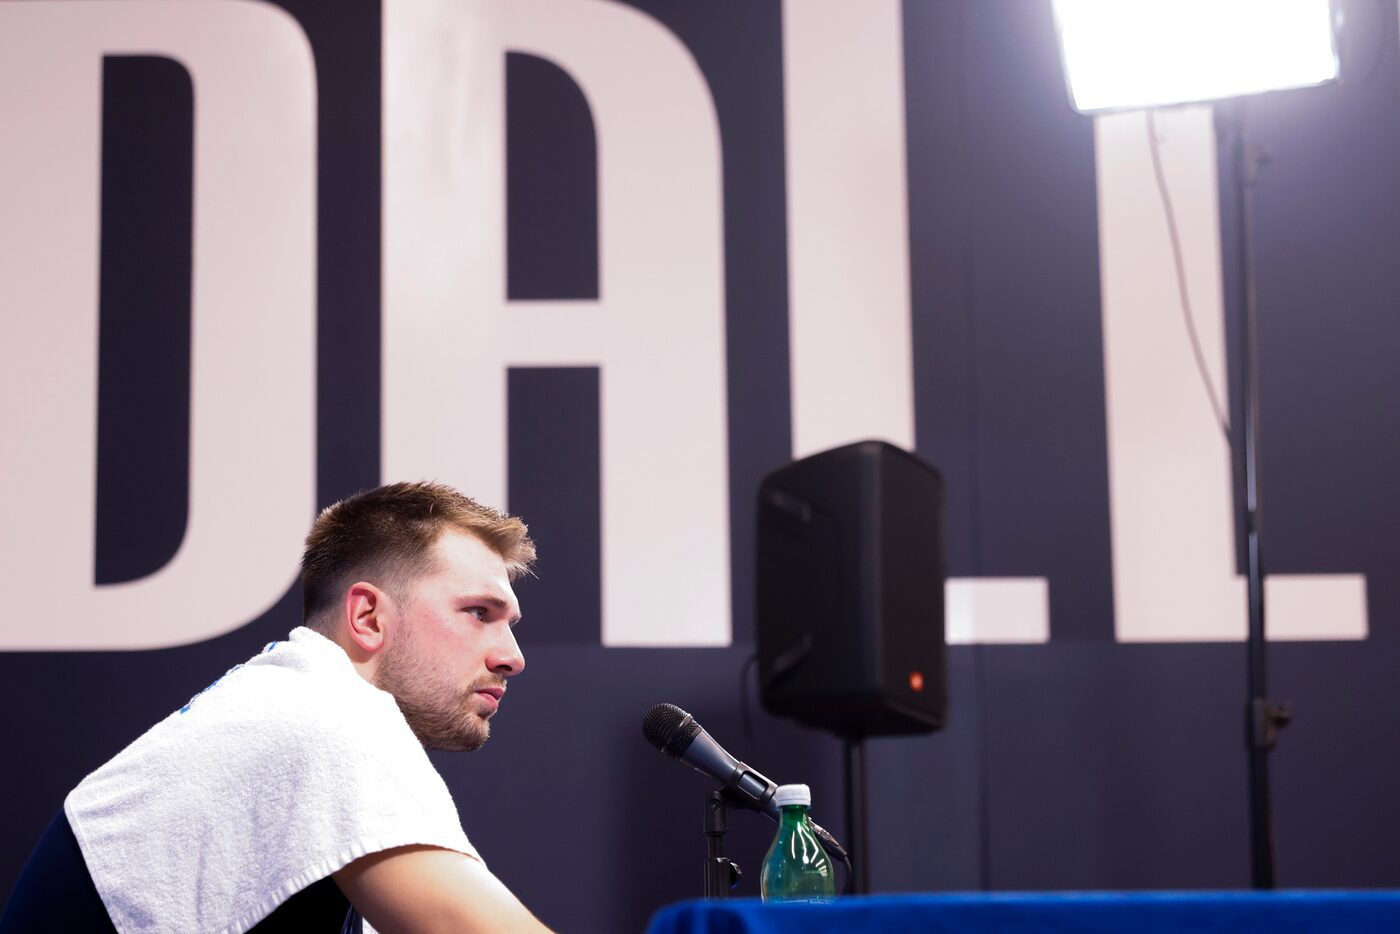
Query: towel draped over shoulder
[{"left": 66, "top": 627, "right": 478, "bottom": 934}]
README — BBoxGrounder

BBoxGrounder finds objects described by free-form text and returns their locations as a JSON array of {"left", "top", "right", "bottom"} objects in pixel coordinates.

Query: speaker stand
[{"left": 842, "top": 736, "right": 870, "bottom": 894}]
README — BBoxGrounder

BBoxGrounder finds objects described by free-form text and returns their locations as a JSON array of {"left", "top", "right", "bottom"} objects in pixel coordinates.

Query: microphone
[{"left": 642, "top": 702, "right": 849, "bottom": 861}]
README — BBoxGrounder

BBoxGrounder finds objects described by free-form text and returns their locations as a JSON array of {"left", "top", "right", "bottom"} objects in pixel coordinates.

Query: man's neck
[{"left": 309, "top": 622, "right": 381, "bottom": 686}]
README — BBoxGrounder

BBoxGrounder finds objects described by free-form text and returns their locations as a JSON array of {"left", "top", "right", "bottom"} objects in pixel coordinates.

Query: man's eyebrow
[{"left": 460, "top": 593, "right": 509, "bottom": 607}]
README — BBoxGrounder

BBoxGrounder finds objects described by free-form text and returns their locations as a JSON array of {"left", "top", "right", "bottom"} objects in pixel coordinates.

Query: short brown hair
[{"left": 301, "top": 481, "right": 535, "bottom": 626}]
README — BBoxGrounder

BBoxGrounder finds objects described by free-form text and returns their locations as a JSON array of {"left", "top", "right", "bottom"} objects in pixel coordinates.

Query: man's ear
[{"left": 344, "top": 582, "right": 390, "bottom": 655}]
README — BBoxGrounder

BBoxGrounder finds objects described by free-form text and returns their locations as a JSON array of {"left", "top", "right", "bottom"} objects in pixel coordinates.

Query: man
[{"left": 1, "top": 482, "right": 554, "bottom": 933}]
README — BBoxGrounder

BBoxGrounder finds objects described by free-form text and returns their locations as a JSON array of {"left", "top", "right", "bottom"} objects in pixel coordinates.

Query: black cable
[{"left": 1145, "top": 108, "right": 1234, "bottom": 446}]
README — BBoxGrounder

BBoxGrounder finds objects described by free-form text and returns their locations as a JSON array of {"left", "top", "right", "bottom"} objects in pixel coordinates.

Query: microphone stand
[
  {"left": 701, "top": 789, "right": 854, "bottom": 898},
  {"left": 703, "top": 791, "right": 742, "bottom": 898}
]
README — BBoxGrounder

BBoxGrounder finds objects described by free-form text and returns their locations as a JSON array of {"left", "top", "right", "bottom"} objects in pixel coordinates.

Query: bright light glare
[{"left": 1053, "top": 0, "right": 1339, "bottom": 113}]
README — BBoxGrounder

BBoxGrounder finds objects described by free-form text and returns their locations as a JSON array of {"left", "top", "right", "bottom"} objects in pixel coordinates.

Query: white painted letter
[
  {"left": 782, "top": 0, "right": 1049, "bottom": 645},
  {"left": 383, "top": 0, "right": 730, "bottom": 645},
  {"left": 0, "top": 1, "right": 317, "bottom": 650},
  {"left": 783, "top": 0, "right": 914, "bottom": 458},
  {"left": 1096, "top": 106, "right": 1366, "bottom": 642}
]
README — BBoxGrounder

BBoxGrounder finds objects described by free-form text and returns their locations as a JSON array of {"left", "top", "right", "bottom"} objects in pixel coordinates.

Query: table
[{"left": 646, "top": 890, "right": 1400, "bottom": 934}]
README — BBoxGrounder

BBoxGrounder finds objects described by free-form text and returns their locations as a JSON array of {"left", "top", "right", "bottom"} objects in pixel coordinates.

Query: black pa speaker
[{"left": 756, "top": 440, "right": 946, "bottom": 737}]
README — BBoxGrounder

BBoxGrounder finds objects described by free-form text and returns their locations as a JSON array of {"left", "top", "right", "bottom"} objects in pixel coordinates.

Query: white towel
[{"left": 66, "top": 627, "right": 479, "bottom": 934}]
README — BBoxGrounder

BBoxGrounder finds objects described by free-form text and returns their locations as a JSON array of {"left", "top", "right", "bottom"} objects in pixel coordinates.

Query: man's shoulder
[
  {"left": 177, "top": 633, "right": 414, "bottom": 761},
  {"left": 76, "top": 630, "right": 410, "bottom": 795},
  {"left": 64, "top": 631, "right": 471, "bottom": 934}
]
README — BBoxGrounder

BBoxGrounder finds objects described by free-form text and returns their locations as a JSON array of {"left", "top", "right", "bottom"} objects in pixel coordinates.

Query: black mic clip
[{"left": 718, "top": 758, "right": 778, "bottom": 815}]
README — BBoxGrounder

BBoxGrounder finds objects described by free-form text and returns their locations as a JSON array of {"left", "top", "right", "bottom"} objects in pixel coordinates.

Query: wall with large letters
[{"left": 4, "top": 0, "right": 1400, "bottom": 930}]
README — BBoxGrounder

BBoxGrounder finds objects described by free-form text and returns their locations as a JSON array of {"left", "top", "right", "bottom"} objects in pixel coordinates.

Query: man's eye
[{"left": 466, "top": 607, "right": 487, "bottom": 620}]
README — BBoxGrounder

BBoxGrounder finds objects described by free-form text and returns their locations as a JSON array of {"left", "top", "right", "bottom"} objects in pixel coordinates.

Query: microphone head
[{"left": 643, "top": 702, "right": 703, "bottom": 759}]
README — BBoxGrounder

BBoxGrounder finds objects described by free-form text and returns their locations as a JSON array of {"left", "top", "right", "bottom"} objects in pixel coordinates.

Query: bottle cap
[{"left": 773, "top": 783, "right": 811, "bottom": 808}]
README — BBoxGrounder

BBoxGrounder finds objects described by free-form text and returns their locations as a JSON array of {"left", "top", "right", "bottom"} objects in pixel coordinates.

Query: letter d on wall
[{"left": 0, "top": 1, "right": 316, "bottom": 650}]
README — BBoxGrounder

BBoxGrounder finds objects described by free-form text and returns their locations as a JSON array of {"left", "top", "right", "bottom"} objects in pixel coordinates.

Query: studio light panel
[{"left": 1053, "top": 0, "right": 1339, "bottom": 113}]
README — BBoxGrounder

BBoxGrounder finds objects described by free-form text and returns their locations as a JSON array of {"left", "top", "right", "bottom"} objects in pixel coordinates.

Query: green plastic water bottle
[{"left": 759, "top": 784, "right": 836, "bottom": 903}]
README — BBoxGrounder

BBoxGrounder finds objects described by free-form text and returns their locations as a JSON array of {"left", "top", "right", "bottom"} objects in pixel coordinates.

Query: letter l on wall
[
  {"left": 1095, "top": 106, "right": 1366, "bottom": 642},
  {"left": 783, "top": 0, "right": 1049, "bottom": 645}
]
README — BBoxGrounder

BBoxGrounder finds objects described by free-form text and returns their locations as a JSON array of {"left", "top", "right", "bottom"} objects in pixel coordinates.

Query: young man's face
[{"left": 374, "top": 529, "right": 525, "bottom": 751}]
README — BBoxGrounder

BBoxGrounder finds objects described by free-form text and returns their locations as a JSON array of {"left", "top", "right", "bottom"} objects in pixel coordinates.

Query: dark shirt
[{"left": 0, "top": 811, "right": 361, "bottom": 933}]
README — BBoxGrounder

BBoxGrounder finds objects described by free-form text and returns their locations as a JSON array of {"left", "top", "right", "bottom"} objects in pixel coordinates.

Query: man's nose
[{"left": 488, "top": 626, "right": 525, "bottom": 676}]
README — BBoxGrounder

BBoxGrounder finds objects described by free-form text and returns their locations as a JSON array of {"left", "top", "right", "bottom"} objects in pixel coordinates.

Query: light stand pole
[
  {"left": 1217, "top": 98, "right": 1293, "bottom": 890},
  {"left": 1052, "top": 0, "right": 1337, "bottom": 892}
]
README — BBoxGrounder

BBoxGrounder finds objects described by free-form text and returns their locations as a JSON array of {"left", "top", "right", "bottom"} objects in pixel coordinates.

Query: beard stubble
[{"left": 374, "top": 625, "right": 494, "bottom": 752}]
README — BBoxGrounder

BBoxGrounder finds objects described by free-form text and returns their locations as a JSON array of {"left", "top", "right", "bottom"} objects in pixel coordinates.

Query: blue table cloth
[{"left": 646, "top": 891, "right": 1400, "bottom": 934}]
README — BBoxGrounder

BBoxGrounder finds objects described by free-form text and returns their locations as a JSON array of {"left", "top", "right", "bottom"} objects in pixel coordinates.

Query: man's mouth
[{"left": 474, "top": 685, "right": 505, "bottom": 712}]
